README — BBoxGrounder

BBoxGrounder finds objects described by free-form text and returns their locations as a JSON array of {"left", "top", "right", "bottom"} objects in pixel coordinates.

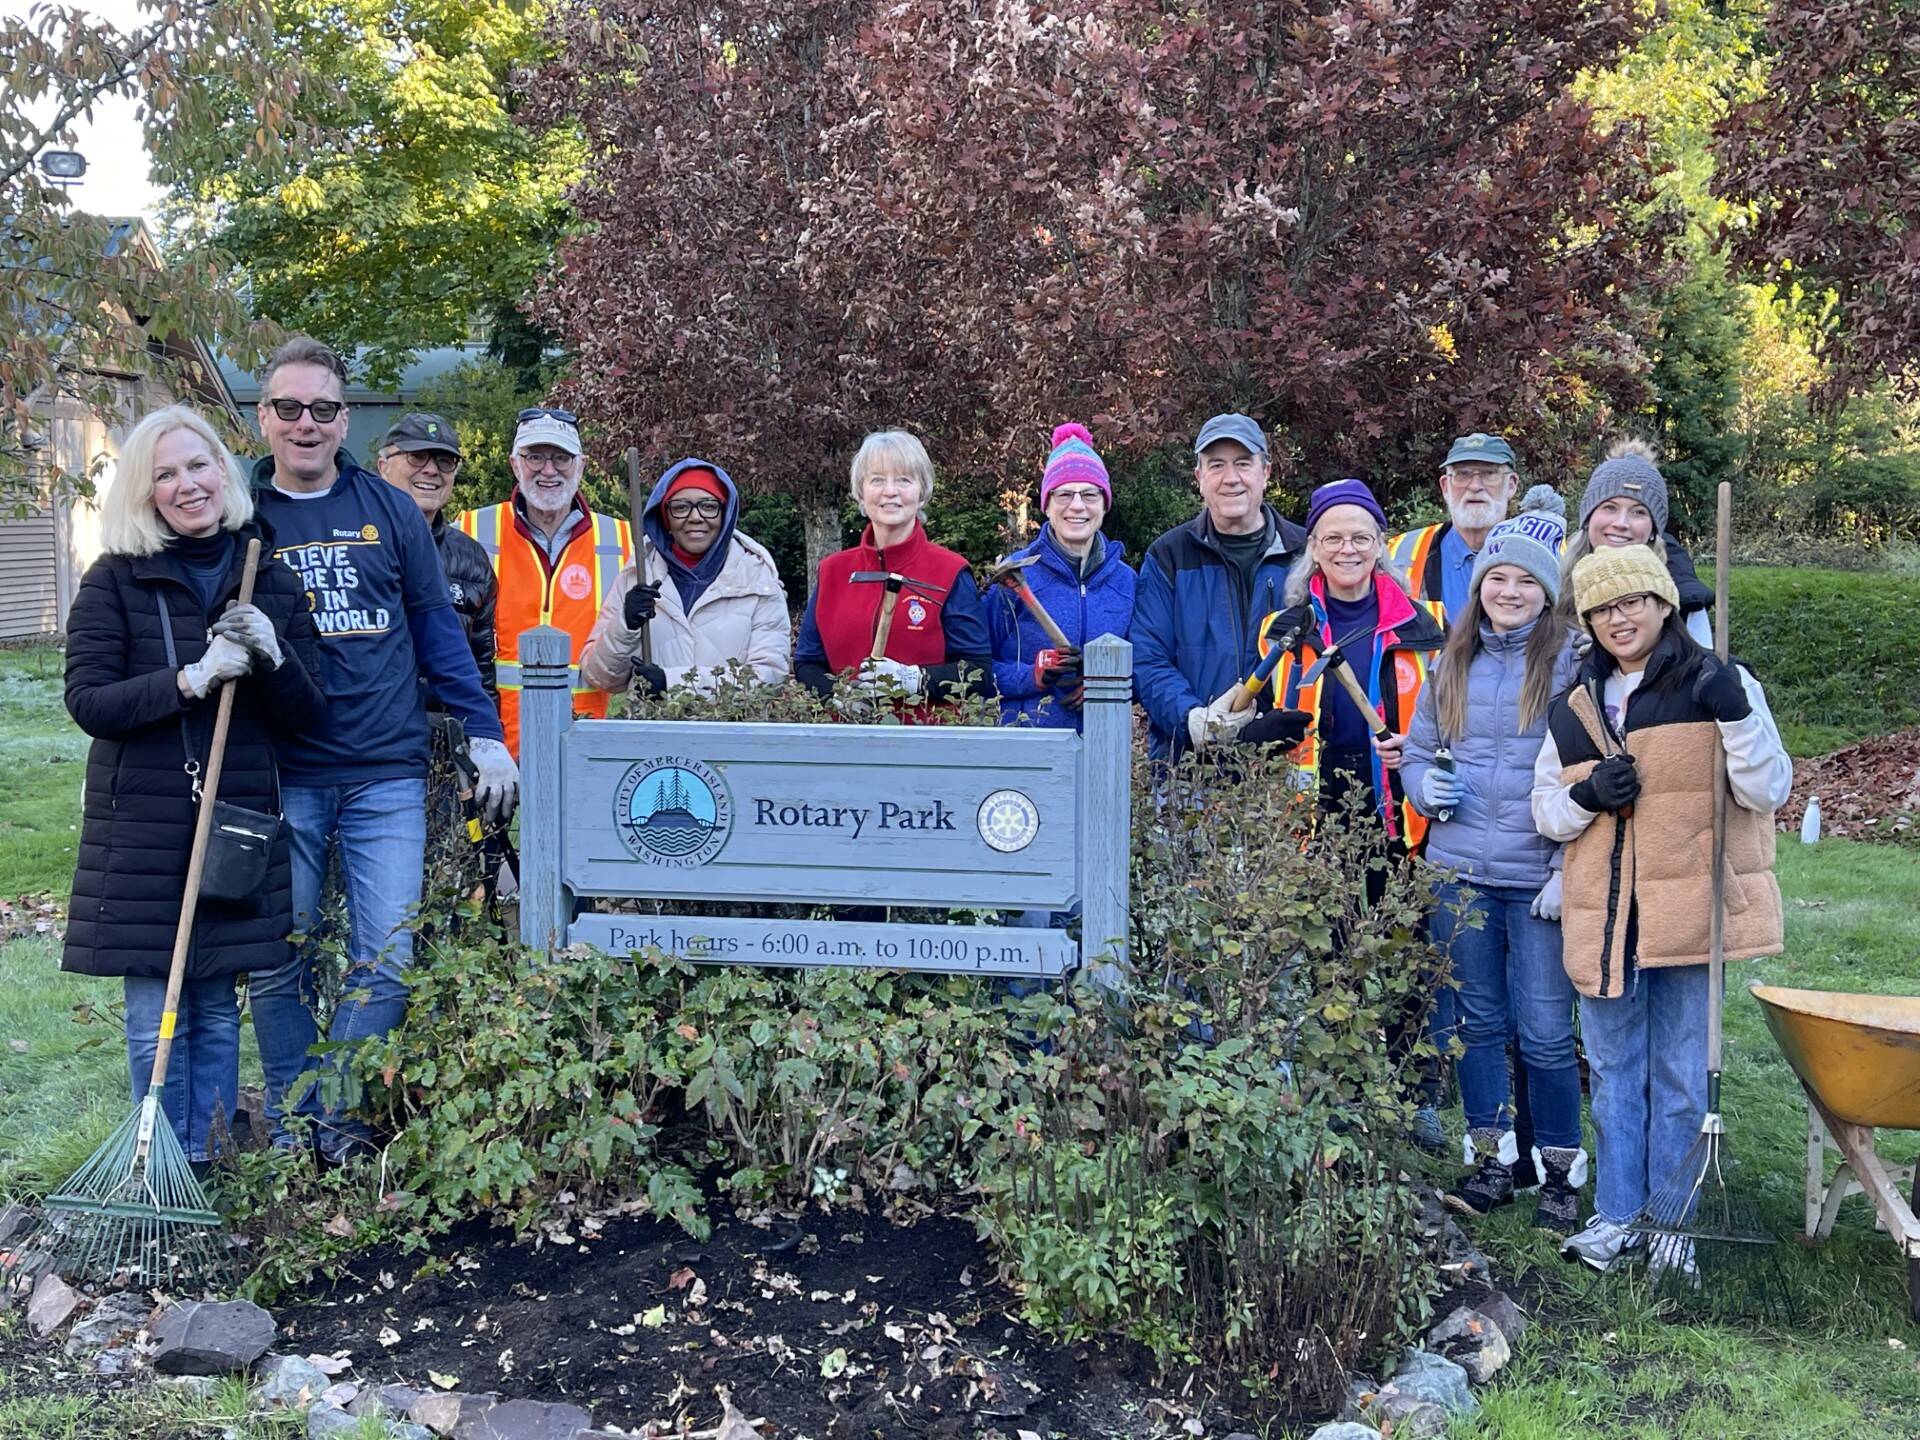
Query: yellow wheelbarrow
[{"left": 1751, "top": 984, "right": 1920, "bottom": 1320}]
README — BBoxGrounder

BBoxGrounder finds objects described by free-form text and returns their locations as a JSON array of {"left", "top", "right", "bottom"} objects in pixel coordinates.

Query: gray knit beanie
[
  {"left": 1471, "top": 485, "right": 1567, "bottom": 602},
  {"left": 1578, "top": 440, "right": 1668, "bottom": 534}
]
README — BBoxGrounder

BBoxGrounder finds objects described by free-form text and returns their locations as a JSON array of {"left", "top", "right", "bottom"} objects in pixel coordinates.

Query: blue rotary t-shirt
[{"left": 251, "top": 453, "right": 450, "bottom": 785}]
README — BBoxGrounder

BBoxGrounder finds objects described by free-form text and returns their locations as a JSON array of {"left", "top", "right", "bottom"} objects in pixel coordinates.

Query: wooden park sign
[{"left": 515, "top": 626, "right": 1133, "bottom": 982}]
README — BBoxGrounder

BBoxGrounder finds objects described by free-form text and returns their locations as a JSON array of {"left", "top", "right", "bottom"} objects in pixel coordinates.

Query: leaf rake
[{"left": 3, "top": 540, "right": 263, "bottom": 1295}]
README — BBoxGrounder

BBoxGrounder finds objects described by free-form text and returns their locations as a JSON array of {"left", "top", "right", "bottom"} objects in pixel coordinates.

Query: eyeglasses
[
  {"left": 517, "top": 406, "right": 579, "bottom": 425},
  {"left": 1586, "top": 592, "right": 1657, "bottom": 623},
  {"left": 517, "top": 450, "right": 577, "bottom": 474},
  {"left": 1315, "top": 532, "right": 1380, "bottom": 553},
  {"left": 665, "top": 497, "right": 723, "bottom": 520},
  {"left": 1048, "top": 487, "right": 1106, "bottom": 509},
  {"left": 388, "top": 450, "right": 460, "bottom": 475},
  {"left": 266, "top": 398, "right": 345, "bottom": 423}
]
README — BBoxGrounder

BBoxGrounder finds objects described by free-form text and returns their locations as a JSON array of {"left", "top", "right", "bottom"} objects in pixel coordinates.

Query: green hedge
[{"left": 1731, "top": 566, "right": 1920, "bottom": 755}]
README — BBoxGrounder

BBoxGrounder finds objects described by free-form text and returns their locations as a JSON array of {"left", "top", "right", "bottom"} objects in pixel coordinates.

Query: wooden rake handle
[
  {"left": 1707, "top": 481, "right": 1731, "bottom": 1074},
  {"left": 150, "top": 538, "right": 262, "bottom": 1095}
]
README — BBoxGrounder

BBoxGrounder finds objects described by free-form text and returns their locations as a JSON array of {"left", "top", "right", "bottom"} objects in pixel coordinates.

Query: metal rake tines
[
  {"left": 15, "top": 1098, "right": 232, "bottom": 1291},
  {"left": 1630, "top": 1127, "right": 1794, "bottom": 1324}
]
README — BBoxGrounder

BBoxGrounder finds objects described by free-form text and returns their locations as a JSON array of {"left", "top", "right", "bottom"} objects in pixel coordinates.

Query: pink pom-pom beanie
[{"left": 1040, "top": 422, "right": 1112, "bottom": 506}]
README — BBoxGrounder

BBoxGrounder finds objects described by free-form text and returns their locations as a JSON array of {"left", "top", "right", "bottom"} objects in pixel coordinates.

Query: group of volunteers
[{"left": 61, "top": 334, "right": 1791, "bottom": 1283}]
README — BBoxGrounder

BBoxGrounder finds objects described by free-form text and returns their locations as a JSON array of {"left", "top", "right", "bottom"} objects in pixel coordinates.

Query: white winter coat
[{"left": 579, "top": 534, "right": 792, "bottom": 693}]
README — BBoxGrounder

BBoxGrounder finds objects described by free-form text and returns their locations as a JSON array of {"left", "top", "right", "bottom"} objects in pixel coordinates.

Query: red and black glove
[{"left": 1033, "top": 645, "right": 1082, "bottom": 691}]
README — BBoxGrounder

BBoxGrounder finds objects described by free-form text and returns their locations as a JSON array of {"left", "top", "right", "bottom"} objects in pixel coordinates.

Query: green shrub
[
  {"left": 356, "top": 931, "right": 706, "bottom": 1235},
  {"left": 977, "top": 752, "right": 1451, "bottom": 1420},
  {"left": 1730, "top": 566, "right": 1920, "bottom": 753}
]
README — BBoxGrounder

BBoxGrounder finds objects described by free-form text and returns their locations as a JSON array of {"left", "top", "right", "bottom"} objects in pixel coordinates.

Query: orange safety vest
[
  {"left": 456, "top": 499, "right": 633, "bottom": 755},
  {"left": 1385, "top": 522, "right": 1446, "bottom": 613},
  {"left": 1255, "top": 575, "right": 1445, "bottom": 851}
]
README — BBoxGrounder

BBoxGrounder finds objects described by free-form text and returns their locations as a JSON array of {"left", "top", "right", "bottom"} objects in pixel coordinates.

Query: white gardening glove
[
  {"left": 210, "top": 603, "right": 283, "bottom": 669},
  {"left": 1187, "top": 689, "right": 1255, "bottom": 751},
  {"left": 180, "top": 634, "right": 253, "bottom": 699},
  {"left": 1420, "top": 767, "right": 1462, "bottom": 814},
  {"left": 858, "top": 658, "right": 923, "bottom": 697},
  {"left": 1531, "top": 872, "right": 1563, "bottom": 921},
  {"left": 469, "top": 737, "right": 520, "bottom": 823}
]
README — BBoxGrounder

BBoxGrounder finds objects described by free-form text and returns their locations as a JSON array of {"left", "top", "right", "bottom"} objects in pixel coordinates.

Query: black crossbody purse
[{"left": 156, "top": 589, "right": 283, "bottom": 905}]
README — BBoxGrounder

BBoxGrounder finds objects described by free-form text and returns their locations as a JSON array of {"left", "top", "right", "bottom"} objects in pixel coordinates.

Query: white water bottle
[{"left": 1801, "top": 797, "right": 1821, "bottom": 845}]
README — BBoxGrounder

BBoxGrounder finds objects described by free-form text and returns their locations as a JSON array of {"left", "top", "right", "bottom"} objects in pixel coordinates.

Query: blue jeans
[
  {"left": 1578, "top": 964, "right": 1710, "bottom": 1224},
  {"left": 1430, "top": 882, "right": 1580, "bottom": 1148},
  {"left": 250, "top": 779, "right": 426, "bottom": 1153},
  {"left": 123, "top": 974, "right": 242, "bottom": 1164}
]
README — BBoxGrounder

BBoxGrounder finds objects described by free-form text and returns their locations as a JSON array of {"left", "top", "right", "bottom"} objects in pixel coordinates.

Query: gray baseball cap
[{"left": 1193, "top": 412, "right": 1268, "bottom": 457}]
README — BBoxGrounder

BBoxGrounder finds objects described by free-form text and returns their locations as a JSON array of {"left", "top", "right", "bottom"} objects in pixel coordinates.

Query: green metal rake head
[{"left": 2, "top": 1092, "right": 231, "bottom": 1294}]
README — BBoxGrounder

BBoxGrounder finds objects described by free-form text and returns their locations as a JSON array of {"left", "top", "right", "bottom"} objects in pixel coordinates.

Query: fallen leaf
[
  {"left": 820, "top": 1347, "right": 848, "bottom": 1379},
  {"left": 884, "top": 1323, "right": 907, "bottom": 1343},
  {"left": 668, "top": 1267, "right": 697, "bottom": 1290},
  {"left": 641, "top": 1304, "right": 667, "bottom": 1329},
  {"left": 428, "top": 1370, "right": 458, "bottom": 1390},
  {"left": 308, "top": 1353, "right": 351, "bottom": 1375},
  {"left": 377, "top": 1327, "right": 400, "bottom": 1349},
  {"left": 323, "top": 1213, "right": 353, "bottom": 1239}
]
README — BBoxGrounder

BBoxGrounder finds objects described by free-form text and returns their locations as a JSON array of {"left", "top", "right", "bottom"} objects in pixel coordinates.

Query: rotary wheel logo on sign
[
  {"left": 615, "top": 758, "right": 733, "bottom": 867},
  {"left": 977, "top": 789, "right": 1040, "bottom": 853}
]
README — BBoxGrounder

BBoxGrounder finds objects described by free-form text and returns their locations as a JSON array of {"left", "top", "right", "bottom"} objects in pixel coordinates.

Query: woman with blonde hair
[
  {"left": 63, "top": 405, "right": 325, "bottom": 1172},
  {"left": 792, "top": 429, "right": 994, "bottom": 715}
]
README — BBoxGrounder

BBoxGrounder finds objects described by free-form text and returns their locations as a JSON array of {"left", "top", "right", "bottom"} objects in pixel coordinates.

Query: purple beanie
[
  {"left": 1040, "top": 423, "right": 1112, "bottom": 506},
  {"left": 1303, "top": 478, "right": 1387, "bottom": 536}
]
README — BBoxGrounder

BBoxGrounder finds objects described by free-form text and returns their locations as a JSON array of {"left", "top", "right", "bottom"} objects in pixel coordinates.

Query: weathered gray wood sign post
[{"left": 516, "top": 626, "right": 1132, "bottom": 985}]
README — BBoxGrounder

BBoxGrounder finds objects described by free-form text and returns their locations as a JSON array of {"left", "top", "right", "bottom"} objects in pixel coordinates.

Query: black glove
[
  {"left": 632, "top": 659, "right": 668, "bottom": 697},
  {"left": 1036, "top": 645, "right": 1082, "bottom": 690},
  {"left": 1691, "top": 655, "right": 1752, "bottom": 722},
  {"left": 1570, "top": 753, "right": 1640, "bottom": 813},
  {"left": 1237, "top": 707, "right": 1313, "bottom": 748},
  {"left": 623, "top": 581, "right": 662, "bottom": 631}
]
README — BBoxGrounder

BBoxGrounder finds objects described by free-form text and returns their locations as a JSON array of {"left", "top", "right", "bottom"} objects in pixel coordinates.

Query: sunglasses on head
[
  {"left": 266, "top": 398, "right": 345, "bottom": 423},
  {"left": 517, "top": 406, "right": 579, "bottom": 425}
]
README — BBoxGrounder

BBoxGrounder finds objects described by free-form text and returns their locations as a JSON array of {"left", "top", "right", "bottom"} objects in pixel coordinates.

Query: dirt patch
[
  {"left": 1782, "top": 728, "right": 1920, "bottom": 845},
  {"left": 273, "top": 1202, "right": 1216, "bottom": 1438}
]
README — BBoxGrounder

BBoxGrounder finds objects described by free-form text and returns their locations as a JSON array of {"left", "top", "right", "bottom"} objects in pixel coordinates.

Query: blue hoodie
[
  {"left": 987, "top": 526, "right": 1136, "bottom": 731},
  {"left": 645, "top": 458, "right": 742, "bottom": 613}
]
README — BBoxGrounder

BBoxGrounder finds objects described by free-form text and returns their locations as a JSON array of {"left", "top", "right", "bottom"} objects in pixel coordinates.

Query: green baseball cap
[{"left": 1443, "top": 432, "right": 1516, "bottom": 468}]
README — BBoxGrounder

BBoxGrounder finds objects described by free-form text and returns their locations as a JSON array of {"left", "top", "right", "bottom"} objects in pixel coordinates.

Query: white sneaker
[
  {"left": 1561, "top": 1215, "right": 1641, "bottom": 1272},
  {"left": 1646, "top": 1233, "right": 1700, "bottom": 1289}
]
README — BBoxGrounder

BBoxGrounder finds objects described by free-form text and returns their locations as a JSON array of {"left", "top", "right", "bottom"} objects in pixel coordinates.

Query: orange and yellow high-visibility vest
[{"left": 456, "top": 498, "right": 632, "bottom": 755}]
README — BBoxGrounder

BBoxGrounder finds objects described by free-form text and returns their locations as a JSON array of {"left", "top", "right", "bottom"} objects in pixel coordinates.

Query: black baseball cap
[{"left": 382, "top": 412, "right": 463, "bottom": 456}]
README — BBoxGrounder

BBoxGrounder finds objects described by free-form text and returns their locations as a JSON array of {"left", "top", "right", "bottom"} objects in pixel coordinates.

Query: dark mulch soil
[{"left": 273, "top": 1201, "right": 1210, "bottom": 1439}]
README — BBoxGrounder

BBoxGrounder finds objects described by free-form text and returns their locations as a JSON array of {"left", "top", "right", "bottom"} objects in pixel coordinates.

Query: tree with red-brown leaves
[
  {"left": 1715, "top": 0, "right": 1920, "bottom": 411},
  {"left": 529, "top": 1, "right": 1669, "bottom": 570}
]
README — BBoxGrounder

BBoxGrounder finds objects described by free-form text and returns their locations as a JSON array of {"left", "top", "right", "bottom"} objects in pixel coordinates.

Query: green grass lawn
[
  {"left": 1731, "top": 566, "right": 1920, "bottom": 755},
  {"left": 5, "top": 601, "right": 1920, "bottom": 1436},
  {"left": 1460, "top": 837, "right": 1920, "bottom": 1440}
]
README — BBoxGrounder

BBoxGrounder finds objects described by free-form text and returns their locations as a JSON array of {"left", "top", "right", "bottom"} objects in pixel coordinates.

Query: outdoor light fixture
[{"left": 38, "top": 150, "right": 88, "bottom": 182}]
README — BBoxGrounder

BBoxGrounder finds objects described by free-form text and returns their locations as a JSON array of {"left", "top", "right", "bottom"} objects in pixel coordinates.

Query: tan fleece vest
[{"left": 1559, "top": 685, "right": 1783, "bottom": 999}]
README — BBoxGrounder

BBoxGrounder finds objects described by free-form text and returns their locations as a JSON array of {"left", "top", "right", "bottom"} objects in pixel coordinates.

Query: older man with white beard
[{"left": 1387, "top": 433, "right": 1520, "bottom": 625}]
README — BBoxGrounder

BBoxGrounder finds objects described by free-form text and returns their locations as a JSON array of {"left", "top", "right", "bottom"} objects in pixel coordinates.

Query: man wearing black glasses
[
  {"left": 247, "top": 337, "right": 515, "bottom": 1164},
  {"left": 454, "top": 406, "right": 634, "bottom": 754},
  {"left": 578, "top": 456, "right": 791, "bottom": 695}
]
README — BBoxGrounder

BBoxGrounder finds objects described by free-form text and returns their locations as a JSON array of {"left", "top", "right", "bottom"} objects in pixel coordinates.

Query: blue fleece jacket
[
  {"left": 644, "top": 458, "right": 742, "bottom": 613},
  {"left": 987, "top": 527, "right": 1135, "bottom": 731},
  {"left": 1129, "top": 505, "right": 1308, "bottom": 760}
]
